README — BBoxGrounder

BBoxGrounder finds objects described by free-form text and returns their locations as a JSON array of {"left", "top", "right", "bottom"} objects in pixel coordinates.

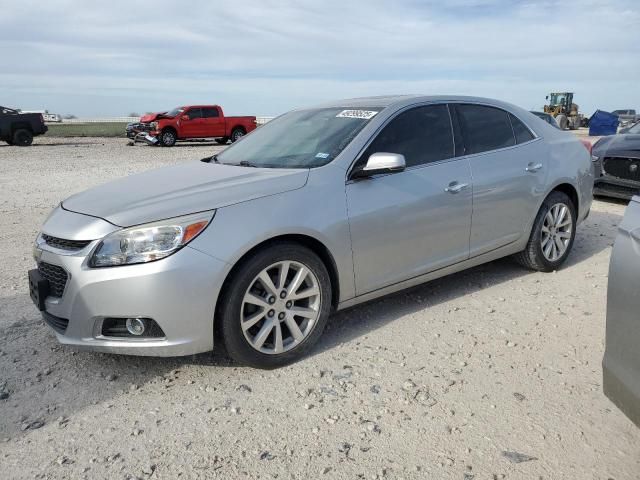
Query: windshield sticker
[
  {"left": 315, "top": 152, "right": 330, "bottom": 159},
  {"left": 336, "top": 110, "right": 378, "bottom": 120}
]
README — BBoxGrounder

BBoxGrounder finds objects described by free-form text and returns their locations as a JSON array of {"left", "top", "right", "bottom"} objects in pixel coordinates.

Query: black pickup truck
[{"left": 0, "top": 106, "right": 48, "bottom": 146}]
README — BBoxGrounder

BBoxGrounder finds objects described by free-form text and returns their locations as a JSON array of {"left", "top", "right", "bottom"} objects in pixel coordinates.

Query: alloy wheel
[
  {"left": 240, "top": 261, "right": 321, "bottom": 354},
  {"left": 541, "top": 202, "right": 573, "bottom": 262}
]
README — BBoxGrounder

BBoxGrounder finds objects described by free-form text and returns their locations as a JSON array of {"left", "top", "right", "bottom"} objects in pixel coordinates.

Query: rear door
[
  {"left": 454, "top": 104, "right": 547, "bottom": 256},
  {"left": 603, "top": 197, "right": 640, "bottom": 427},
  {"left": 201, "top": 107, "right": 225, "bottom": 137},
  {"left": 181, "top": 107, "right": 203, "bottom": 137},
  {"left": 346, "top": 104, "right": 473, "bottom": 295}
]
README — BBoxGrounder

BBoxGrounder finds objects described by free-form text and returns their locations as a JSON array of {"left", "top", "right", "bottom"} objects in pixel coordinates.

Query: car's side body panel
[
  {"left": 603, "top": 196, "right": 640, "bottom": 427},
  {"left": 346, "top": 157, "right": 473, "bottom": 295}
]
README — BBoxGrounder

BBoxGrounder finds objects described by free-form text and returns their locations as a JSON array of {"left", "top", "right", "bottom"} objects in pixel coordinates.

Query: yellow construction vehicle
[{"left": 544, "top": 92, "right": 584, "bottom": 130}]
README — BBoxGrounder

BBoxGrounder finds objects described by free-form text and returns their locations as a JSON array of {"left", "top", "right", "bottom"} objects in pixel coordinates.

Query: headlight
[
  {"left": 591, "top": 155, "right": 600, "bottom": 162},
  {"left": 89, "top": 211, "right": 214, "bottom": 267},
  {"left": 150, "top": 122, "right": 158, "bottom": 130}
]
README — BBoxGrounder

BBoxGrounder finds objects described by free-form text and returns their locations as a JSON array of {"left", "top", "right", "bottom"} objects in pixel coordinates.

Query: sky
[{"left": 1, "top": 0, "right": 638, "bottom": 117}]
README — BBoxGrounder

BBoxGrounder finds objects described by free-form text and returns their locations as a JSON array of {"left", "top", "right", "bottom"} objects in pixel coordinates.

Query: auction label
[{"left": 336, "top": 110, "right": 379, "bottom": 120}]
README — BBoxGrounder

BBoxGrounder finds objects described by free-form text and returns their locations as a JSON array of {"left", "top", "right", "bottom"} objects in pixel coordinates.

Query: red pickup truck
[{"left": 134, "top": 105, "right": 257, "bottom": 147}]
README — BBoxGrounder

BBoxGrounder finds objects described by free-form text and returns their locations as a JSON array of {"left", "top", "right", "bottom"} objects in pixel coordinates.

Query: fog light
[{"left": 125, "top": 318, "right": 145, "bottom": 336}]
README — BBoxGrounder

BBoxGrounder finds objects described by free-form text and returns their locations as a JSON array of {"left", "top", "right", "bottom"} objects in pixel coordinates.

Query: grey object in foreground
[
  {"left": 592, "top": 121, "right": 640, "bottom": 200},
  {"left": 603, "top": 196, "right": 640, "bottom": 427},
  {"left": 30, "top": 95, "right": 593, "bottom": 368}
]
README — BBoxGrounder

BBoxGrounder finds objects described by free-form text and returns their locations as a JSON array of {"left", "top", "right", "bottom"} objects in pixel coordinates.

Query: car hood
[
  {"left": 139, "top": 112, "right": 168, "bottom": 122},
  {"left": 62, "top": 161, "right": 309, "bottom": 227},
  {"left": 593, "top": 134, "right": 640, "bottom": 158}
]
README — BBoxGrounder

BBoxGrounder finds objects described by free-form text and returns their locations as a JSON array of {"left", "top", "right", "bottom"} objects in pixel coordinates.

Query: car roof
[{"left": 308, "top": 94, "right": 526, "bottom": 112}]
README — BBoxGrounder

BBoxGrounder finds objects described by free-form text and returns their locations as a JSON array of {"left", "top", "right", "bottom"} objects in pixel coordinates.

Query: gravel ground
[{"left": 1, "top": 137, "right": 639, "bottom": 479}]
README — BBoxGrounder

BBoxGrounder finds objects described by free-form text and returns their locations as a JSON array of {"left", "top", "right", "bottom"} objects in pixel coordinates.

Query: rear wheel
[
  {"left": 219, "top": 243, "right": 332, "bottom": 369},
  {"left": 13, "top": 129, "right": 33, "bottom": 146},
  {"left": 160, "top": 129, "right": 177, "bottom": 147},
  {"left": 215, "top": 137, "right": 229, "bottom": 145},
  {"left": 514, "top": 191, "right": 576, "bottom": 272},
  {"left": 230, "top": 128, "right": 245, "bottom": 143}
]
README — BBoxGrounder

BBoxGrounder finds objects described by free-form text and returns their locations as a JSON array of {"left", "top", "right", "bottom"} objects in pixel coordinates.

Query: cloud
[{"left": 0, "top": 0, "right": 638, "bottom": 116}]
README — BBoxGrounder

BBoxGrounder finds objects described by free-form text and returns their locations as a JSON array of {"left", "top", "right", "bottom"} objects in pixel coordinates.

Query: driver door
[
  {"left": 346, "top": 104, "right": 473, "bottom": 295},
  {"left": 180, "top": 108, "right": 203, "bottom": 138}
]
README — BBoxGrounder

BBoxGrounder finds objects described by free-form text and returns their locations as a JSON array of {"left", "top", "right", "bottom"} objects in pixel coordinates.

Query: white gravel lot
[{"left": 1, "top": 137, "right": 639, "bottom": 479}]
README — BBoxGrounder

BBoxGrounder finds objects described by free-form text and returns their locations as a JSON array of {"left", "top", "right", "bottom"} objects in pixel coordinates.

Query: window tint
[
  {"left": 202, "top": 107, "right": 219, "bottom": 118},
  {"left": 362, "top": 104, "right": 453, "bottom": 168},
  {"left": 186, "top": 108, "right": 202, "bottom": 119},
  {"left": 509, "top": 113, "right": 535, "bottom": 144},
  {"left": 457, "top": 104, "right": 515, "bottom": 154}
]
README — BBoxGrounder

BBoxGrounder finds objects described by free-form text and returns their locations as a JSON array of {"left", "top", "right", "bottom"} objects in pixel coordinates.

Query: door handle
[
  {"left": 525, "top": 162, "right": 543, "bottom": 173},
  {"left": 445, "top": 182, "right": 469, "bottom": 194}
]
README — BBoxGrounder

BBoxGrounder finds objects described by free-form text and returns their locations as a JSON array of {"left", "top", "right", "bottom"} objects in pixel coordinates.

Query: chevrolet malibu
[{"left": 30, "top": 95, "right": 593, "bottom": 368}]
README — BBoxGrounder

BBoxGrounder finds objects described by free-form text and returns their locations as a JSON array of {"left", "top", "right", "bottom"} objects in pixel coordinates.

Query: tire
[
  {"left": 514, "top": 191, "right": 577, "bottom": 272},
  {"left": 230, "top": 128, "right": 245, "bottom": 143},
  {"left": 218, "top": 242, "right": 332, "bottom": 369},
  {"left": 13, "top": 129, "right": 33, "bottom": 146},
  {"left": 159, "top": 129, "right": 177, "bottom": 147},
  {"left": 5, "top": 139, "right": 13, "bottom": 145},
  {"left": 215, "top": 137, "right": 229, "bottom": 145},
  {"left": 555, "top": 114, "right": 568, "bottom": 130}
]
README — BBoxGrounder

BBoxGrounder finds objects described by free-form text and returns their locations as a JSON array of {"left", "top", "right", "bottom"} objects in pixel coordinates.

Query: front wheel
[
  {"left": 159, "top": 129, "right": 177, "bottom": 147},
  {"left": 514, "top": 191, "right": 576, "bottom": 272},
  {"left": 218, "top": 243, "right": 332, "bottom": 369},
  {"left": 13, "top": 129, "right": 33, "bottom": 146}
]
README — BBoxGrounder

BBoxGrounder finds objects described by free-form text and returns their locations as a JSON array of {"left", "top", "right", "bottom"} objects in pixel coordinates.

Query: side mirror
[
  {"left": 352, "top": 152, "right": 406, "bottom": 179},
  {"left": 545, "top": 95, "right": 549, "bottom": 100},
  {"left": 181, "top": 114, "right": 190, "bottom": 121}
]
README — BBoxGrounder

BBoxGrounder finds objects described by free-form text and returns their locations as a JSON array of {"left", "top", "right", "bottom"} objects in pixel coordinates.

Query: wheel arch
[
  {"left": 230, "top": 125, "right": 246, "bottom": 134},
  {"left": 550, "top": 182, "right": 579, "bottom": 214},
  {"left": 214, "top": 233, "right": 341, "bottom": 339},
  {"left": 11, "top": 122, "right": 33, "bottom": 133}
]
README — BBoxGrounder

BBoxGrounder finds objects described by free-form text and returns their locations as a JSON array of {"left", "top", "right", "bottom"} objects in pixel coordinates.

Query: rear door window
[
  {"left": 202, "top": 107, "right": 219, "bottom": 118},
  {"left": 361, "top": 104, "right": 454, "bottom": 168},
  {"left": 456, "top": 104, "right": 515, "bottom": 154},
  {"left": 509, "top": 113, "right": 535, "bottom": 144}
]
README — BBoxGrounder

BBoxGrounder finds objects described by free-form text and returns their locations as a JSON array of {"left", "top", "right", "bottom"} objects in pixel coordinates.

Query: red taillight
[{"left": 579, "top": 138, "right": 592, "bottom": 154}]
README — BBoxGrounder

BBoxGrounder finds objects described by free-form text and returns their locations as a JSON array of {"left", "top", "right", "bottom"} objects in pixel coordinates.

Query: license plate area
[{"left": 28, "top": 269, "right": 50, "bottom": 311}]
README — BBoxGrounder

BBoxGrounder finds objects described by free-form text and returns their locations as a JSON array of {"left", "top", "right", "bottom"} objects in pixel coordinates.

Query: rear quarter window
[{"left": 509, "top": 113, "right": 535, "bottom": 144}]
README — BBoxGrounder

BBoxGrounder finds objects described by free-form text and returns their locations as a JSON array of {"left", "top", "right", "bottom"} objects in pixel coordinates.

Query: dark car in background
[
  {"left": 0, "top": 106, "right": 48, "bottom": 146},
  {"left": 592, "top": 121, "right": 640, "bottom": 199},
  {"left": 530, "top": 111, "right": 559, "bottom": 128}
]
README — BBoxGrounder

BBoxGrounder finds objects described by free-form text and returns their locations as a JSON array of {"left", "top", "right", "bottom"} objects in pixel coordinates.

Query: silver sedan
[{"left": 30, "top": 95, "right": 593, "bottom": 368}]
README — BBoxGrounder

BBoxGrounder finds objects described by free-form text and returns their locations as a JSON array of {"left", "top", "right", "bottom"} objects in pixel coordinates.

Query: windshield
[
  {"left": 628, "top": 122, "right": 640, "bottom": 134},
  {"left": 549, "top": 93, "right": 567, "bottom": 106},
  {"left": 215, "top": 107, "right": 382, "bottom": 168},
  {"left": 166, "top": 107, "right": 184, "bottom": 117}
]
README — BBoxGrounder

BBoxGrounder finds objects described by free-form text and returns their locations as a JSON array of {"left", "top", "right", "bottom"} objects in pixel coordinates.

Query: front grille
[
  {"left": 43, "top": 311, "right": 69, "bottom": 334},
  {"left": 42, "top": 233, "right": 91, "bottom": 251},
  {"left": 603, "top": 157, "right": 640, "bottom": 183},
  {"left": 38, "top": 262, "right": 68, "bottom": 297}
]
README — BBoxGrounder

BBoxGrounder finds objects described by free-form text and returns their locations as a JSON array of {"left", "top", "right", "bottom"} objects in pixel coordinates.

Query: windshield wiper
[{"left": 238, "top": 160, "right": 258, "bottom": 168}]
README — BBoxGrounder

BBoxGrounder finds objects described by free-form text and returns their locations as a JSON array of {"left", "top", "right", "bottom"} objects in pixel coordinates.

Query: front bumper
[
  {"left": 33, "top": 209, "right": 229, "bottom": 356},
  {"left": 594, "top": 177, "right": 640, "bottom": 200}
]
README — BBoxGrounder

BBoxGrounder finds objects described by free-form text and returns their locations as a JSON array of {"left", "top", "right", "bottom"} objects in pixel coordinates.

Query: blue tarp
[{"left": 589, "top": 110, "right": 619, "bottom": 136}]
